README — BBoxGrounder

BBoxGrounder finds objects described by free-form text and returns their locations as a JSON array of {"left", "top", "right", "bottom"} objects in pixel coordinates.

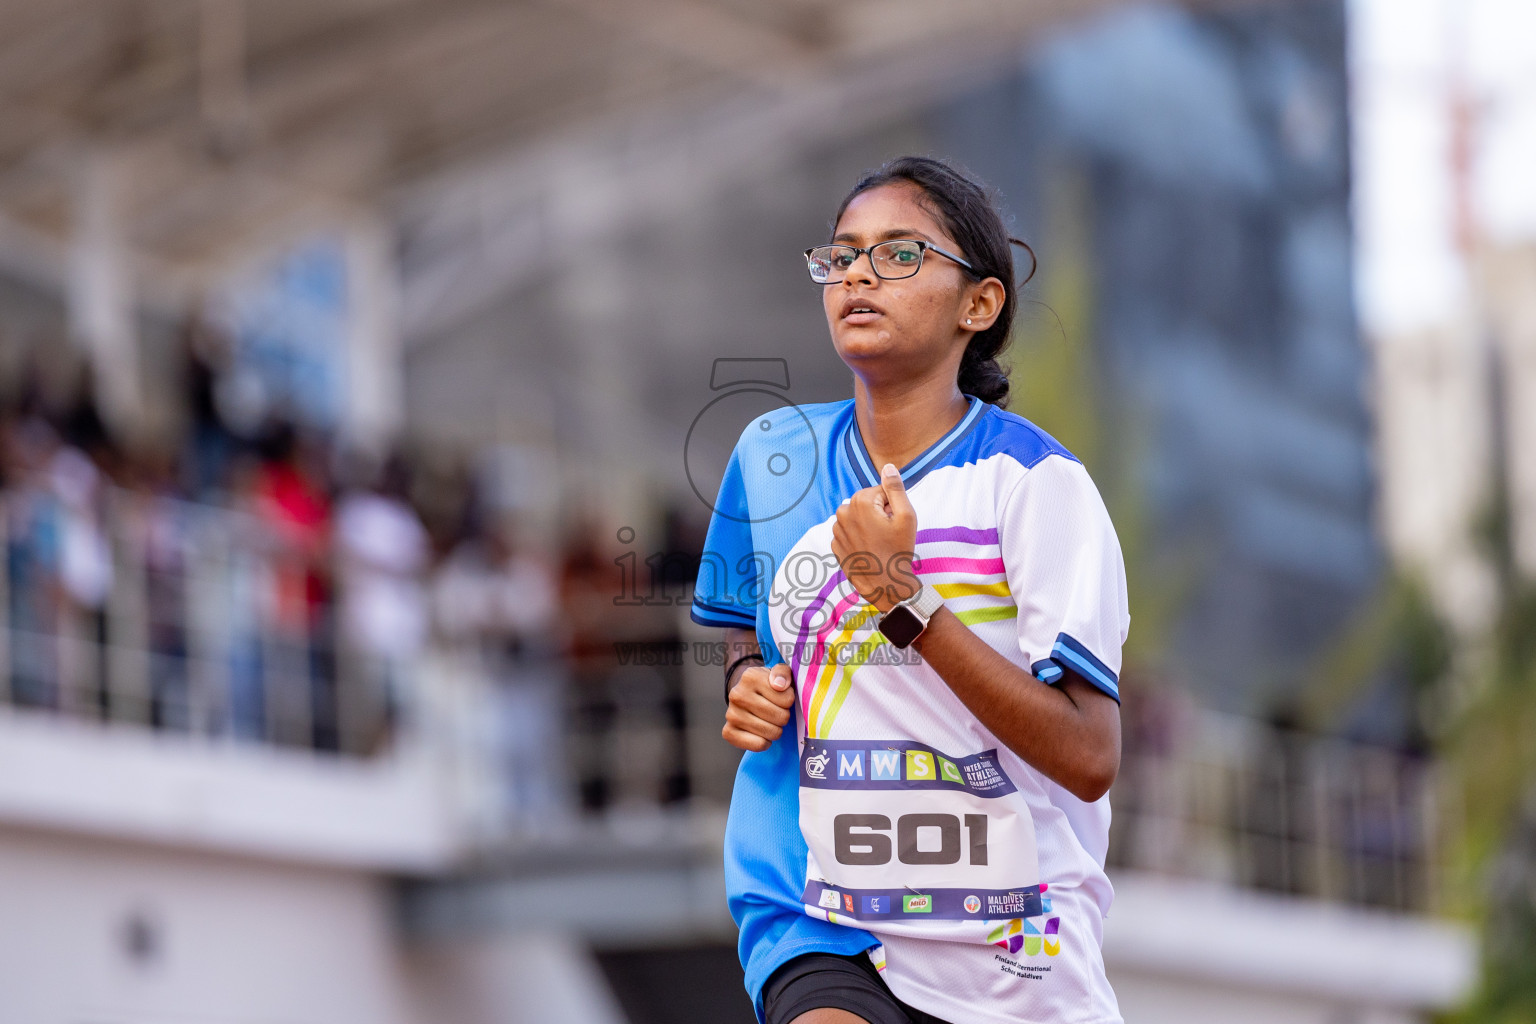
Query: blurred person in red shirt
[{"left": 253, "top": 422, "right": 335, "bottom": 747}]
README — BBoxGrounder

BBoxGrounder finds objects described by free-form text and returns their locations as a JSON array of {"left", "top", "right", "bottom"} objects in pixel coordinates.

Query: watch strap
[{"left": 907, "top": 582, "right": 944, "bottom": 622}]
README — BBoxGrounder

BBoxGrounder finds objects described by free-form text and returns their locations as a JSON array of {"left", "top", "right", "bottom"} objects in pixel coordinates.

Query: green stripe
[{"left": 954, "top": 605, "right": 1018, "bottom": 626}]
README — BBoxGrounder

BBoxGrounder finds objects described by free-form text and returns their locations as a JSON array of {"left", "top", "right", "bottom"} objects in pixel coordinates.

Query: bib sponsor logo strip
[
  {"left": 801, "top": 741, "right": 1018, "bottom": 797},
  {"left": 801, "top": 881, "right": 1043, "bottom": 922}
]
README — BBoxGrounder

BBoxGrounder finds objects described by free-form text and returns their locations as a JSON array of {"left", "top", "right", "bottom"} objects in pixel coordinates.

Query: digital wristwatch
[{"left": 876, "top": 583, "right": 945, "bottom": 649}]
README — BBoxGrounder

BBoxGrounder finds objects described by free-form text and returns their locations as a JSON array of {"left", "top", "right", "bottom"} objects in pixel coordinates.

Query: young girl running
[{"left": 692, "top": 156, "right": 1128, "bottom": 1024}]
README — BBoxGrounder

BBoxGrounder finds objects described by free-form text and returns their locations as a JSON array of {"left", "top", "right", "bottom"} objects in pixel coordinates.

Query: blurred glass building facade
[
  {"left": 406, "top": 1, "right": 1374, "bottom": 717},
  {"left": 0, "top": 1, "right": 1487, "bottom": 1023}
]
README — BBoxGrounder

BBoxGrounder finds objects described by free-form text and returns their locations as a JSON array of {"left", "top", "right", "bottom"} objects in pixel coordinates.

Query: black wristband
[{"left": 723, "top": 652, "right": 766, "bottom": 703}]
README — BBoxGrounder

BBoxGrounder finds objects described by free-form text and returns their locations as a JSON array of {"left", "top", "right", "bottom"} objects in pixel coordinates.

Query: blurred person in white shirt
[
  {"left": 433, "top": 507, "right": 566, "bottom": 832},
  {"left": 335, "top": 452, "right": 430, "bottom": 751}
]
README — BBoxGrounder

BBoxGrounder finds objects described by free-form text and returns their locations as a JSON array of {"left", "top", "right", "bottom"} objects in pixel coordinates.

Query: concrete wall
[
  {"left": 0, "top": 707, "right": 457, "bottom": 872},
  {"left": 0, "top": 828, "right": 415, "bottom": 1024}
]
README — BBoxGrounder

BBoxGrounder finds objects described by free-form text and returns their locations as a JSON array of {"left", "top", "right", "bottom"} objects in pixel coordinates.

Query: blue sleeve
[
  {"left": 691, "top": 448, "right": 761, "bottom": 630},
  {"left": 726, "top": 717, "right": 879, "bottom": 1020},
  {"left": 702, "top": 423, "right": 876, "bottom": 1018}
]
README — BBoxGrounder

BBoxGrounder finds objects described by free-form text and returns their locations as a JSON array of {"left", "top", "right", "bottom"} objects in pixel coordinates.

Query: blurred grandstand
[{"left": 2, "top": 0, "right": 1520, "bottom": 1022}]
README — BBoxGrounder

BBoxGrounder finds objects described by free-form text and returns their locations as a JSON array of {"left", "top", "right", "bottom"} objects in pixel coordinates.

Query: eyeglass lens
[{"left": 807, "top": 241, "right": 925, "bottom": 283}]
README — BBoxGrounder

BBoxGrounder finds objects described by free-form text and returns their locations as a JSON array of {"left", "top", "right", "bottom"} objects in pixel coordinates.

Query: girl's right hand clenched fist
[{"left": 723, "top": 663, "right": 796, "bottom": 752}]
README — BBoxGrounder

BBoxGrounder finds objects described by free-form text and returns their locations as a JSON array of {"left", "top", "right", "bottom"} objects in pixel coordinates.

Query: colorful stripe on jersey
[{"left": 797, "top": 526, "right": 1018, "bottom": 738}]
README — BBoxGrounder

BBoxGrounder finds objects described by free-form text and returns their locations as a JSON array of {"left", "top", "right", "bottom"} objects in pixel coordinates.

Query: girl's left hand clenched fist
[{"left": 831, "top": 463, "right": 919, "bottom": 613}]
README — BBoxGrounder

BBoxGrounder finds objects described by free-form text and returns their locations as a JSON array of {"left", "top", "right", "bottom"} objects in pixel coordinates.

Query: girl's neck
[{"left": 853, "top": 373, "right": 970, "bottom": 472}]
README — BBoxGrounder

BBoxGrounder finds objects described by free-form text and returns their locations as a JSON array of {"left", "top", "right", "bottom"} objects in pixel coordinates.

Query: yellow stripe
[
  {"left": 805, "top": 604, "right": 879, "bottom": 738},
  {"left": 818, "top": 633, "right": 886, "bottom": 736},
  {"left": 934, "top": 580, "right": 1012, "bottom": 599},
  {"left": 803, "top": 593, "right": 1016, "bottom": 737},
  {"left": 954, "top": 605, "right": 1018, "bottom": 626},
  {"left": 804, "top": 613, "right": 852, "bottom": 737}
]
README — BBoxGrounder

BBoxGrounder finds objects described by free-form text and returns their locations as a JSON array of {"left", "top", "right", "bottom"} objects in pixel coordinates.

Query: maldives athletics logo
[{"left": 988, "top": 916, "right": 1061, "bottom": 956}]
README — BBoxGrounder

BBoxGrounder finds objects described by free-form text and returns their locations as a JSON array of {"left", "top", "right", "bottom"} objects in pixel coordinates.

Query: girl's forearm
[{"left": 913, "top": 608, "right": 1120, "bottom": 801}]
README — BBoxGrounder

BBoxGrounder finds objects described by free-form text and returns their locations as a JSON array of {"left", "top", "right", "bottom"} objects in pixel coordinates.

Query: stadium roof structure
[{"left": 0, "top": 0, "right": 1257, "bottom": 335}]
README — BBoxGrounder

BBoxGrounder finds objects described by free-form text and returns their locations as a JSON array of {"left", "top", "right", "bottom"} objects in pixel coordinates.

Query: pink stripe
[
  {"left": 802, "top": 590, "right": 868, "bottom": 717},
  {"left": 797, "top": 557, "right": 1006, "bottom": 716},
  {"left": 791, "top": 571, "right": 846, "bottom": 678},
  {"left": 814, "top": 592, "right": 864, "bottom": 644},
  {"left": 914, "top": 556, "right": 1006, "bottom": 575}
]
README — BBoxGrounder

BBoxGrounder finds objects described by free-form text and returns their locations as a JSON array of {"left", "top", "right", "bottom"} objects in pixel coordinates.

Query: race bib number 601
[{"left": 800, "top": 739, "right": 1044, "bottom": 922}]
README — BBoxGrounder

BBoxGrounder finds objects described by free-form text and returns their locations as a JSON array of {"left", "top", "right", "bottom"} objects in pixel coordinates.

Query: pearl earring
[{"left": 965, "top": 318, "right": 973, "bottom": 325}]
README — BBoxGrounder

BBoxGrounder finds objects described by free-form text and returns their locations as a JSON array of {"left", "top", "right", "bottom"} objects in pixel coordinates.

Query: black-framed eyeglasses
[{"left": 804, "top": 239, "right": 977, "bottom": 284}]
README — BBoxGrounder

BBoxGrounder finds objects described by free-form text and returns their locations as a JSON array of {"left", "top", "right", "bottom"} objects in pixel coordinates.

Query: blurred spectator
[
  {"left": 220, "top": 454, "right": 272, "bottom": 741},
  {"left": 434, "top": 512, "right": 565, "bottom": 828},
  {"left": 47, "top": 442, "right": 112, "bottom": 717},
  {"left": 336, "top": 452, "right": 430, "bottom": 750},
  {"left": 253, "top": 423, "right": 336, "bottom": 748},
  {"left": 0, "top": 323, "right": 668, "bottom": 843},
  {"left": 434, "top": 515, "right": 558, "bottom": 655},
  {"left": 3, "top": 414, "right": 65, "bottom": 709},
  {"left": 182, "top": 318, "right": 247, "bottom": 500},
  {"left": 131, "top": 449, "right": 191, "bottom": 730}
]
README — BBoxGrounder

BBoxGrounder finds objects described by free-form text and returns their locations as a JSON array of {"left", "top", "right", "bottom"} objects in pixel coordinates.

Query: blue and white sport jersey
[{"left": 693, "top": 396, "right": 1129, "bottom": 1024}]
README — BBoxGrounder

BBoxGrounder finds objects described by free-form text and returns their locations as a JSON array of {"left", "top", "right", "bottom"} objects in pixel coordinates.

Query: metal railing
[
  {"left": 1, "top": 487, "right": 395, "bottom": 755},
  {"left": 1, "top": 482, "right": 1448, "bottom": 910},
  {"left": 1107, "top": 702, "right": 1446, "bottom": 913}
]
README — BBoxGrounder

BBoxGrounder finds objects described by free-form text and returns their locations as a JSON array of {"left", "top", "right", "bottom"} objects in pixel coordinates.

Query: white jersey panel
[{"left": 769, "top": 451, "right": 1127, "bottom": 1024}]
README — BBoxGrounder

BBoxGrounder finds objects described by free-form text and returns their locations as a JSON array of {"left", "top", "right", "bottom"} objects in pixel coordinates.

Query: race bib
[{"left": 799, "top": 739, "right": 1043, "bottom": 923}]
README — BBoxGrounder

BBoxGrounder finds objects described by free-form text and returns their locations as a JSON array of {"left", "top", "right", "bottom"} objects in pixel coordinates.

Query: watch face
[{"left": 879, "top": 605, "right": 925, "bottom": 649}]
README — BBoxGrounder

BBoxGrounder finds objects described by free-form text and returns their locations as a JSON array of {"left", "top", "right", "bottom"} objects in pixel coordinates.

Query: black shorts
[{"left": 762, "top": 952, "right": 956, "bottom": 1024}]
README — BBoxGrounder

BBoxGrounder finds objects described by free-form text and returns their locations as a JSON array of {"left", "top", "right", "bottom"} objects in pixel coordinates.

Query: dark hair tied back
[{"left": 833, "top": 156, "right": 1035, "bottom": 408}]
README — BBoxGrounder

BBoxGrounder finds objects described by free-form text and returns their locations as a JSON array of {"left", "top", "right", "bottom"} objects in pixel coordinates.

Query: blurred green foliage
[
  {"left": 1304, "top": 463, "right": 1536, "bottom": 1022},
  {"left": 1446, "top": 488, "right": 1536, "bottom": 1023}
]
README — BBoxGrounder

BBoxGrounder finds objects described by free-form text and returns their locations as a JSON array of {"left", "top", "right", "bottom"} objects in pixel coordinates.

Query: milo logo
[{"left": 902, "top": 894, "right": 932, "bottom": 914}]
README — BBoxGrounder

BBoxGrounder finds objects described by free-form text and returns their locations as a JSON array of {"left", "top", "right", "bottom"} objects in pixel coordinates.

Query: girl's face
[{"left": 823, "top": 183, "right": 989, "bottom": 385}]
